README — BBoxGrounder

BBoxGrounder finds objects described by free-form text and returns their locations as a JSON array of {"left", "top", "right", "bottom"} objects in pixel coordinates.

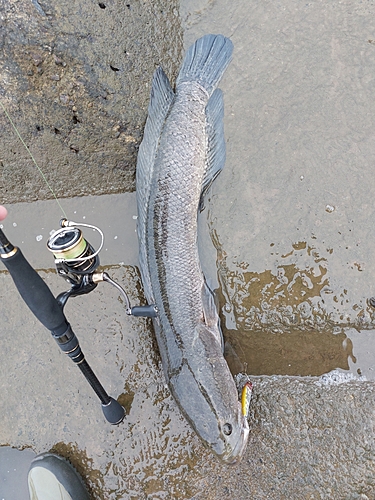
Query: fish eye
[{"left": 223, "top": 423, "right": 232, "bottom": 436}]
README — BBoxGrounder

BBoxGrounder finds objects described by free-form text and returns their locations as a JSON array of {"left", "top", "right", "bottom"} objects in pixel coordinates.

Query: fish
[{"left": 136, "top": 34, "right": 250, "bottom": 464}]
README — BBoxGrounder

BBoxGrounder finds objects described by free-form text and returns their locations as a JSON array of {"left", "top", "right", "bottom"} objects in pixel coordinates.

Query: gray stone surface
[
  {"left": 195, "top": 374, "right": 375, "bottom": 499},
  {"left": 0, "top": 0, "right": 182, "bottom": 202}
]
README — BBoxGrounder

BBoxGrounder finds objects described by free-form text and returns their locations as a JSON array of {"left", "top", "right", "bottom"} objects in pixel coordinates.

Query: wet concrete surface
[
  {"left": 0, "top": 194, "right": 139, "bottom": 269},
  {"left": 1, "top": 0, "right": 375, "bottom": 499},
  {"left": 0, "top": 447, "right": 36, "bottom": 499},
  {"left": 182, "top": 0, "right": 375, "bottom": 382}
]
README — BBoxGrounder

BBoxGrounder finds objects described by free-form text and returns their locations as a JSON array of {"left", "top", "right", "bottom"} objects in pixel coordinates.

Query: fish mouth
[{"left": 221, "top": 416, "right": 250, "bottom": 465}]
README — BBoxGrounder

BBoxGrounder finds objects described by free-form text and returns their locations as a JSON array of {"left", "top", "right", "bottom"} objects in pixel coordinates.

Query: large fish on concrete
[{"left": 136, "top": 34, "right": 250, "bottom": 464}]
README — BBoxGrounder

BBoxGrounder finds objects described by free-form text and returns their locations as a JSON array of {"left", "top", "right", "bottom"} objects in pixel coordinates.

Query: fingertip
[{"left": 0, "top": 205, "right": 8, "bottom": 221}]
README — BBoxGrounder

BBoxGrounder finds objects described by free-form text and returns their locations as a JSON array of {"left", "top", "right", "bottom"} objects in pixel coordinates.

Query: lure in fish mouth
[
  {"left": 223, "top": 416, "right": 249, "bottom": 465},
  {"left": 136, "top": 34, "right": 252, "bottom": 463},
  {"left": 210, "top": 382, "right": 253, "bottom": 465},
  {"left": 229, "top": 381, "right": 253, "bottom": 464}
]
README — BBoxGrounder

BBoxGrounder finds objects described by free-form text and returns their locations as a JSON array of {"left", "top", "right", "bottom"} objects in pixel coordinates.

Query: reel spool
[{"left": 47, "top": 219, "right": 102, "bottom": 284}]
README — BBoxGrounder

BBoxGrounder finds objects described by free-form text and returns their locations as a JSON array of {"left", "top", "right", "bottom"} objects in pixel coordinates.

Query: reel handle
[{"left": 131, "top": 305, "right": 158, "bottom": 318}]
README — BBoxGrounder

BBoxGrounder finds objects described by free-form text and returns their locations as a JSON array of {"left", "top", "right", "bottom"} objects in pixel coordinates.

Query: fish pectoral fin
[
  {"left": 199, "top": 88, "right": 226, "bottom": 211},
  {"left": 201, "top": 281, "right": 224, "bottom": 350},
  {"left": 136, "top": 66, "right": 175, "bottom": 303}
]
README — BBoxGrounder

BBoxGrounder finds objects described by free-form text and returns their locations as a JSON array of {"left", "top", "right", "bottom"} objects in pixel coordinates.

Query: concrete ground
[{"left": 1, "top": 0, "right": 375, "bottom": 498}]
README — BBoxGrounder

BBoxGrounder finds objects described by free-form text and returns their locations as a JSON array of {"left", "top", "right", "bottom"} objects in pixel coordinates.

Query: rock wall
[{"left": 0, "top": 0, "right": 182, "bottom": 202}]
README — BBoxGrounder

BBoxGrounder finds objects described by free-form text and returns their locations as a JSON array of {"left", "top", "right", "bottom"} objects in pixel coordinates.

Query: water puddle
[{"left": 211, "top": 230, "right": 375, "bottom": 379}]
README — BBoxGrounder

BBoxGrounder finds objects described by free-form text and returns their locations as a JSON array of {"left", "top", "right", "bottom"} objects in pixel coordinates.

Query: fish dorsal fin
[
  {"left": 200, "top": 88, "right": 226, "bottom": 209},
  {"left": 136, "top": 67, "right": 175, "bottom": 302},
  {"left": 201, "top": 280, "right": 224, "bottom": 350}
]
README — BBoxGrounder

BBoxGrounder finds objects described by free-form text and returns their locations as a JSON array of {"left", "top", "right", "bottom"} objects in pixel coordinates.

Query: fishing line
[{"left": 0, "top": 100, "right": 68, "bottom": 218}]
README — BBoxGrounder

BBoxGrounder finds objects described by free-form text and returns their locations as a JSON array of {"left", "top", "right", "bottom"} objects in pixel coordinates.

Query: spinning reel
[{"left": 47, "top": 218, "right": 157, "bottom": 318}]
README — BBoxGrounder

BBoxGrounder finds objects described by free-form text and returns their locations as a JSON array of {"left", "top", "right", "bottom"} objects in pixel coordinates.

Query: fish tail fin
[{"left": 176, "top": 34, "right": 233, "bottom": 96}]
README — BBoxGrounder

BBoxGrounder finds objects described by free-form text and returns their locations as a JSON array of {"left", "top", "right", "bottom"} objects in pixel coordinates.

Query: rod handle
[
  {"left": 101, "top": 398, "right": 125, "bottom": 425},
  {"left": 0, "top": 232, "right": 68, "bottom": 335}
]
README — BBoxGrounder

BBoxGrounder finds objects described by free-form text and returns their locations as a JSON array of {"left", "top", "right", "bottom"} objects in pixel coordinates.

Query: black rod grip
[{"left": 1, "top": 247, "right": 68, "bottom": 335}]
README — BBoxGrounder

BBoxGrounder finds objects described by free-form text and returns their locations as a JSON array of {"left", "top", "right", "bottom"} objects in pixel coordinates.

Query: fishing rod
[{"left": 0, "top": 102, "right": 157, "bottom": 424}]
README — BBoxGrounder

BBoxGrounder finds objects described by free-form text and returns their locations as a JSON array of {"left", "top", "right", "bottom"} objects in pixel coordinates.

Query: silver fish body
[{"left": 136, "top": 35, "right": 249, "bottom": 463}]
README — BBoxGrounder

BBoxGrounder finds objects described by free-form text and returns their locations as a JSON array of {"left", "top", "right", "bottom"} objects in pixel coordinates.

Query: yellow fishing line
[{"left": 0, "top": 101, "right": 68, "bottom": 219}]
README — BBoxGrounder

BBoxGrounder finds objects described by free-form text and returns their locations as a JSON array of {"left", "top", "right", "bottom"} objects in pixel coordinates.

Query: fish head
[
  {"left": 197, "top": 337, "right": 252, "bottom": 465},
  {"left": 170, "top": 332, "right": 252, "bottom": 464},
  {"left": 178, "top": 383, "right": 249, "bottom": 465},
  {"left": 169, "top": 321, "right": 252, "bottom": 465},
  {"left": 213, "top": 398, "right": 250, "bottom": 465}
]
